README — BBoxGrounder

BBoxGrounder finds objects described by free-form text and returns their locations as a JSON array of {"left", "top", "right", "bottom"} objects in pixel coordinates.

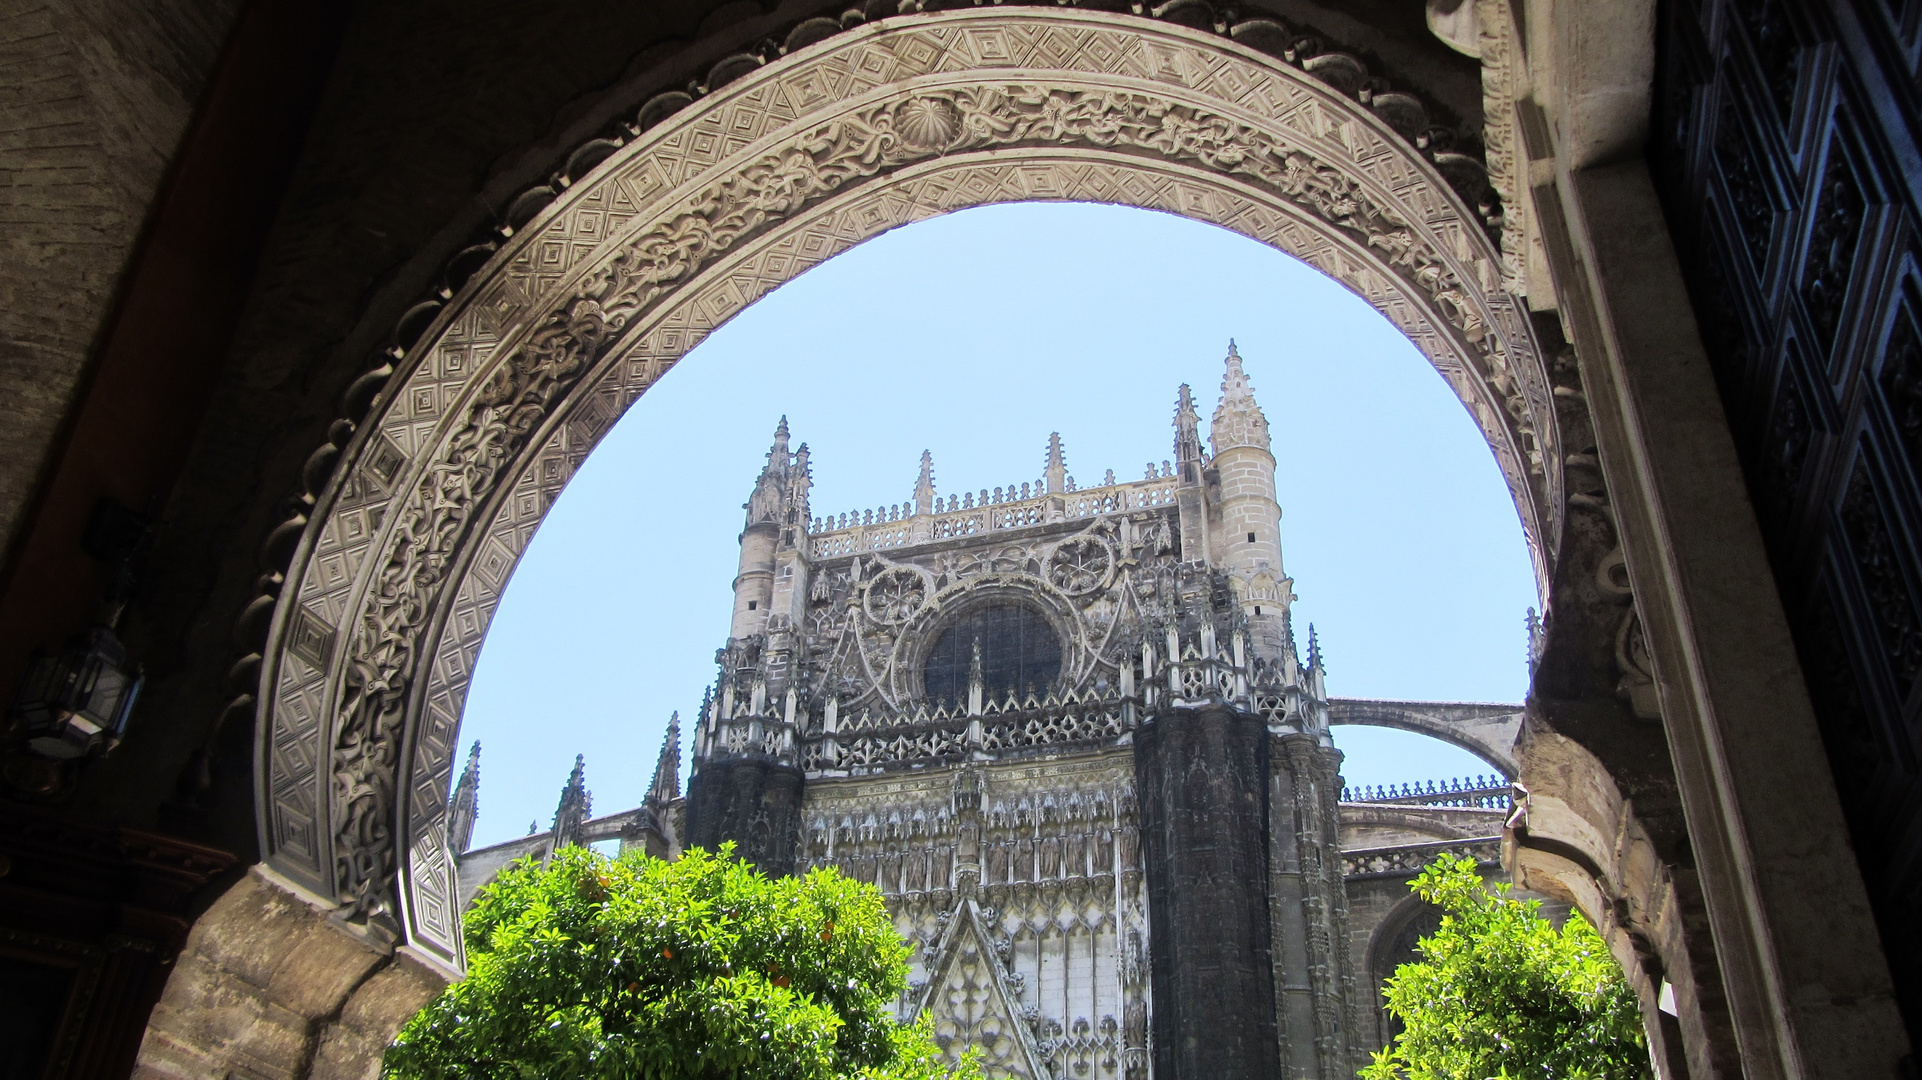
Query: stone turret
[
  {"left": 447, "top": 741, "right": 480, "bottom": 854},
  {"left": 1209, "top": 342, "right": 1293, "bottom": 659},
  {"left": 731, "top": 419, "right": 812, "bottom": 640},
  {"left": 691, "top": 424, "right": 809, "bottom": 874}
]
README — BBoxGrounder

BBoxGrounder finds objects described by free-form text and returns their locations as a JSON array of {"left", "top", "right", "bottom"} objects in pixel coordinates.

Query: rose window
[{"left": 923, "top": 604, "right": 1063, "bottom": 707}]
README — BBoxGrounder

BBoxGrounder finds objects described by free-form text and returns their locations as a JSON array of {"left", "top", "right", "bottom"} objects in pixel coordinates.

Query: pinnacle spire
[
  {"left": 1306, "top": 624, "right": 1323, "bottom": 672},
  {"left": 746, "top": 417, "right": 796, "bottom": 527},
  {"left": 1044, "top": 433, "right": 1067, "bottom": 493},
  {"left": 550, "top": 753, "right": 592, "bottom": 855},
  {"left": 914, "top": 449, "right": 936, "bottom": 515},
  {"left": 1174, "top": 383, "right": 1204, "bottom": 482},
  {"left": 448, "top": 740, "right": 482, "bottom": 853},
  {"left": 1210, "top": 340, "right": 1271, "bottom": 454},
  {"left": 647, "top": 713, "right": 682, "bottom": 805},
  {"left": 1220, "top": 340, "right": 1254, "bottom": 406}
]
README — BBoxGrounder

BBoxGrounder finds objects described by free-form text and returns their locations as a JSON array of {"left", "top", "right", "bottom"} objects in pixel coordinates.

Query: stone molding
[{"left": 253, "top": 8, "right": 1552, "bottom": 974}]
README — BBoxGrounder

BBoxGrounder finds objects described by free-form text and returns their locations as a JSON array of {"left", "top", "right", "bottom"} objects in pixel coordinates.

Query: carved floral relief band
[{"left": 255, "top": 9, "right": 1555, "bottom": 971}]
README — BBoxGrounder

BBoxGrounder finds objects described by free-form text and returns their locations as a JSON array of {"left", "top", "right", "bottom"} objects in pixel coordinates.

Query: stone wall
[
  {"left": 135, "top": 867, "right": 446, "bottom": 1080},
  {"left": 0, "top": 0, "right": 243, "bottom": 557}
]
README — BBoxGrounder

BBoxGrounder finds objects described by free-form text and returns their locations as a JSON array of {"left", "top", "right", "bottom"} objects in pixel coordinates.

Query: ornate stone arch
[{"left": 254, "top": 7, "right": 1557, "bottom": 973}]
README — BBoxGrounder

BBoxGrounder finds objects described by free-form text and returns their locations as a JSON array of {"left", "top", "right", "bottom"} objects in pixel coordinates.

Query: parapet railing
[
  {"left": 1340, "top": 775, "right": 1512, "bottom": 809},
  {"left": 1341, "top": 836, "right": 1503, "bottom": 878},
  {"left": 807, "top": 469, "right": 1183, "bottom": 559}
]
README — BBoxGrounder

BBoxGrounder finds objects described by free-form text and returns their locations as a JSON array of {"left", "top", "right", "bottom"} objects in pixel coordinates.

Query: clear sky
[{"left": 455, "top": 202, "right": 1536, "bottom": 850}]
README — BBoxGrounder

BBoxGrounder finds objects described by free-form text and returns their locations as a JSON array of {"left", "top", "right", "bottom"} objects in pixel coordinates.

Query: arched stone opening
[
  {"left": 252, "top": 8, "right": 1556, "bottom": 977},
  {"left": 132, "top": 5, "right": 1907, "bottom": 1078},
  {"left": 1360, "top": 891, "right": 1444, "bottom": 1050}
]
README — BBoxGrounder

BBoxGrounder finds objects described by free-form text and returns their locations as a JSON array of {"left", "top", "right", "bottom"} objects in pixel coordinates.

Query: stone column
[{"left": 136, "top": 867, "right": 447, "bottom": 1080}]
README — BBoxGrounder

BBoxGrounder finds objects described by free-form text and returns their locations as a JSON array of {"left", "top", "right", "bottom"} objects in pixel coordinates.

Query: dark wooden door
[{"left": 1652, "top": 0, "right": 1922, "bottom": 1039}]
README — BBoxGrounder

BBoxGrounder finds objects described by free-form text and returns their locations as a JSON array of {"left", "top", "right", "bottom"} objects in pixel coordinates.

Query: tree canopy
[
  {"left": 1361, "top": 855, "right": 1651, "bottom": 1080},
  {"left": 383, "top": 844, "right": 976, "bottom": 1080}
]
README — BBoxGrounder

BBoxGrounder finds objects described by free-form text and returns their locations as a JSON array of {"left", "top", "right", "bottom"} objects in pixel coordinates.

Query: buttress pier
[{"left": 686, "top": 345, "right": 1369, "bottom": 1080}]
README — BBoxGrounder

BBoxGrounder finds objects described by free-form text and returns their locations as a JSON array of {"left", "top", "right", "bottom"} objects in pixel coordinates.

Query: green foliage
[
  {"left": 1361, "top": 855, "right": 1651, "bottom": 1080},
  {"left": 383, "top": 844, "right": 980, "bottom": 1080}
]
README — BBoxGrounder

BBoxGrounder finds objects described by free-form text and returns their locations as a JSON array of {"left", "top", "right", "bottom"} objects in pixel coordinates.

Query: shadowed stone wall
[
  {"left": 1135, "top": 705, "right": 1278, "bottom": 1080},
  {"left": 685, "top": 759, "right": 804, "bottom": 877}
]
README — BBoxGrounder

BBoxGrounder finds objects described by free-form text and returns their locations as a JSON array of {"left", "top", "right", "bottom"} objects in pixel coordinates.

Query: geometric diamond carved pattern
[{"left": 261, "top": 9, "right": 1553, "bottom": 971}]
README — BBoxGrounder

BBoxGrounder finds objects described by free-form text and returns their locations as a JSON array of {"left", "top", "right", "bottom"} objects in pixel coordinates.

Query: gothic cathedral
[{"left": 455, "top": 345, "right": 1522, "bottom": 1080}]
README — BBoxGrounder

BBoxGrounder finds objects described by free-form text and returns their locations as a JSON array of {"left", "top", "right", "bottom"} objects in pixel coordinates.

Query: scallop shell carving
[{"left": 896, "top": 96, "right": 961, "bottom": 150}]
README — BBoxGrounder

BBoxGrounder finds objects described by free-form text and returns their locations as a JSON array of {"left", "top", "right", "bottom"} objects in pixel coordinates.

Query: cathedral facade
[
  {"left": 456, "top": 346, "right": 1524, "bottom": 1080},
  {"left": 453, "top": 346, "right": 1524, "bottom": 1080},
  {"left": 688, "top": 344, "right": 1354, "bottom": 1079}
]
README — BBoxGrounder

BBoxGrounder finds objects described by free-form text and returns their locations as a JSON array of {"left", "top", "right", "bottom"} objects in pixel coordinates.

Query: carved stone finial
[
  {"left": 1210, "top": 341, "right": 1271, "bottom": 454},
  {"left": 1044, "top": 432, "right": 1067, "bottom": 494}
]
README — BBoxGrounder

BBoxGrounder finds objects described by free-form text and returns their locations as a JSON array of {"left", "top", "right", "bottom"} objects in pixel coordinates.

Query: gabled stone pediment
[{"left": 916, "top": 899, "right": 1049, "bottom": 1080}]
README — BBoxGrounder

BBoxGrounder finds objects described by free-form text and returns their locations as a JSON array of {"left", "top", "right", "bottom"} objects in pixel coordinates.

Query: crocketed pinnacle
[
  {"left": 915, "top": 449, "right": 936, "bottom": 513},
  {"left": 746, "top": 417, "right": 796, "bottom": 526},
  {"left": 550, "top": 753, "right": 592, "bottom": 855},
  {"left": 1173, "top": 383, "right": 1203, "bottom": 476},
  {"left": 647, "top": 713, "right": 682, "bottom": 805},
  {"left": 447, "top": 740, "right": 482, "bottom": 853},
  {"left": 454, "top": 741, "right": 480, "bottom": 807},
  {"left": 1045, "top": 433, "right": 1067, "bottom": 493},
  {"left": 1210, "top": 340, "right": 1271, "bottom": 454}
]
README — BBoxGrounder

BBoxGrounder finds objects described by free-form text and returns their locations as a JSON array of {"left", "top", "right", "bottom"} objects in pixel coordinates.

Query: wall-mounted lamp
[
  {"left": 12, "top": 624, "right": 143, "bottom": 760},
  {"left": 4, "top": 499, "right": 150, "bottom": 797}
]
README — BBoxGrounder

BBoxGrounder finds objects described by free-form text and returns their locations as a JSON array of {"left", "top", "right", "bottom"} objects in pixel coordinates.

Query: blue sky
[{"left": 455, "top": 203, "right": 1536, "bottom": 849}]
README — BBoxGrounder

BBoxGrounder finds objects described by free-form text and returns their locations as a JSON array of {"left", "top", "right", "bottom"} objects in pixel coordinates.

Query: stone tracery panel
[
  {"left": 796, "top": 752, "right": 1148, "bottom": 1080},
  {"left": 254, "top": 8, "right": 1556, "bottom": 970}
]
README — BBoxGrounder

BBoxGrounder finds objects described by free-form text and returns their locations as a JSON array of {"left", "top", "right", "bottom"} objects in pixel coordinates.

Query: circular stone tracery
[{"left": 256, "top": 8, "right": 1557, "bottom": 972}]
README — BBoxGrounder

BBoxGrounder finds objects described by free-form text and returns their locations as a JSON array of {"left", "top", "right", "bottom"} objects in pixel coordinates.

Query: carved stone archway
[{"left": 253, "top": 8, "right": 1555, "bottom": 975}]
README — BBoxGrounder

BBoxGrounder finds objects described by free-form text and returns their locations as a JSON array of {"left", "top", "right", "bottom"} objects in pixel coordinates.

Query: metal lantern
[{"left": 11, "top": 625, "right": 143, "bottom": 760}]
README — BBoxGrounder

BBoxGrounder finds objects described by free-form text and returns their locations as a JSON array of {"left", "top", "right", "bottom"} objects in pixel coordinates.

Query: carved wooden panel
[{"left": 1652, "top": 0, "right": 1922, "bottom": 1035}]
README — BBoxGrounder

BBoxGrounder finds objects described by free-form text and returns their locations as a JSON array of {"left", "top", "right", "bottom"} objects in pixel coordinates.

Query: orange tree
[
  {"left": 383, "top": 844, "right": 975, "bottom": 1080},
  {"left": 1362, "top": 855, "right": 1651, "bottom": 1080}
]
